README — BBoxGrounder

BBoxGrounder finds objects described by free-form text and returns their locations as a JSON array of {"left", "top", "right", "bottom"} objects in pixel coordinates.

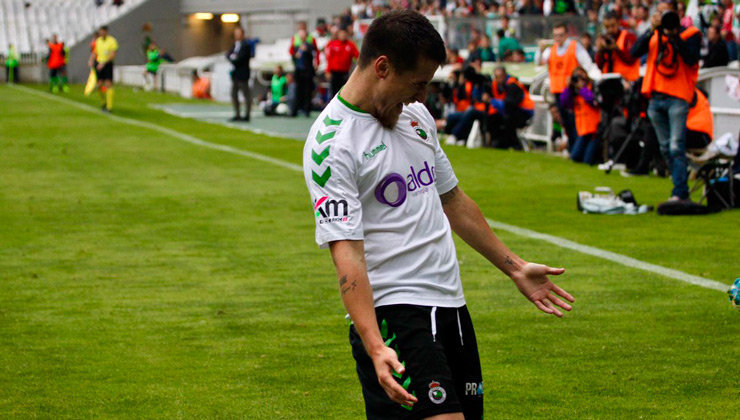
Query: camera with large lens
[{"left": 659, "top": 10, "right": 680, "bottom": 32}]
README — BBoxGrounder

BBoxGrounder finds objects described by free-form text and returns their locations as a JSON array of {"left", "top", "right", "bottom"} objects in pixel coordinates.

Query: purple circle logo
[{"left": 375, "top": 173, "right": 407, "bottom": 207}]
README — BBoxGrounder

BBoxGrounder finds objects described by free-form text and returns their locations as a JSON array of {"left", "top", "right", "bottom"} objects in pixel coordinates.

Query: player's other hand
[
  {"left": 512, "top": 262, "right": 574, "bottom": 317},
  {"left": 371, "top": 346, "right": 418, "bottom": 407}
]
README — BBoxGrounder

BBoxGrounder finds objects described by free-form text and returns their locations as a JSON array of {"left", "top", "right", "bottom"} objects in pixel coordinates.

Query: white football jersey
[{"left": 303, "top": 96, "right": 465, "bottom": 308}]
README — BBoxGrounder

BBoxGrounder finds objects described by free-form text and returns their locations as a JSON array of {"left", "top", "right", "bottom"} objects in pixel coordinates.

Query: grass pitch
[{"left": 0, "top": 84, "right": 738, "bottom": 419}]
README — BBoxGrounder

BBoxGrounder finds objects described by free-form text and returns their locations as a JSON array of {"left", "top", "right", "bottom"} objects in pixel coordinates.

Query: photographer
[
  {"left": 560, "top": 68, "right": 602, "bottom": 165},
  {"left": 488, "top": 66, "right": 535, "bottom": 149},
  {"left": 596, "top": 12, "right": 639, "bottom": 82},
  {"left": 538, "top": 23, "right": 599, "bottom": 152},
  {"left": 630, "top": 0, "right": 702, "bottom": 202}
]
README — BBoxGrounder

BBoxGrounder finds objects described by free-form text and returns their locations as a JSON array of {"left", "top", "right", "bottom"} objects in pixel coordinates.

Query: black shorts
[
  {"left": 350, "top": 304, "right": 483, "bottom": 420},
  {"left": 96, "top": 61, "right": 114, "bottom": 81},
  {"left": 49, "top": 66, "right": 65, "bottom": 78}
]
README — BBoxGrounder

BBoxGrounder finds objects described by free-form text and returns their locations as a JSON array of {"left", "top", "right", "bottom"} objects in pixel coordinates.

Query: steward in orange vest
[
  {"left": 596, "top": 12, "right": 639, "bottom": 82},
  {"left": 630, "top": 9, "right": 702, "bottom": 200}
]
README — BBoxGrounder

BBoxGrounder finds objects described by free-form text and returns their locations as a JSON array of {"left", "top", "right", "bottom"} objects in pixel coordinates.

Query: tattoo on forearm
[
  {"left": 340, "top": 275, "right": 357, "bottom": 296},
  {"left": 440, "top": 186, "right": 459, "bottom": 205},
  {"left": 505, "top": 256, "right": 514, "bottom": 266}
]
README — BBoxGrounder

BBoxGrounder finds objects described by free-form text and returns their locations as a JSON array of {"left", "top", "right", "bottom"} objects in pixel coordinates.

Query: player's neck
[{"left": 338, "top": 70, "right": 376, "bottom": 115}]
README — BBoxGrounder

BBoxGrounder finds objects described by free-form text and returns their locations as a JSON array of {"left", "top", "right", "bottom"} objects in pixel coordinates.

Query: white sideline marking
[
  {"left": 10, "top": 84, "right": 729, "bottom": 293},
  {"left": 9, "top": 85, "right": 302, "bottom": 172}
]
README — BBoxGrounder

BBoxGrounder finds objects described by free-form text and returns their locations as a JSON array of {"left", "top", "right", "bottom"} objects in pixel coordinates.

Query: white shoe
[{"left": 444, "top": 135, "right": 457, "bottom": 146}]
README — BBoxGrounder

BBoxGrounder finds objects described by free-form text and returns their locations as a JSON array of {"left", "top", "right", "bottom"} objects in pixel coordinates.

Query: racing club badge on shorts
[{"left": 428, "top": 380, "right": 447, "bottom": 404}]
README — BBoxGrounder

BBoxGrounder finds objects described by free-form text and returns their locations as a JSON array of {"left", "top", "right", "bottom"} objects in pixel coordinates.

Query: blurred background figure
[
  {"left": 290, "top": 22, "right": 317, "bottom": 117},
  {"left": 143, "top": 42, "right": 162, "bottom": 92},
  {"left": 89, "top": 26, "right": 118, "bottom": 112},
  {"left": 5, "top": 44, "right": 19, "bottom": 83},
  {"left": 324, "top": 26, "right": 359, "bottom": 98},
  {"left": 226, "top": 26, "right": 253, "bottom": 122},
  {"left": 46, "top": 34, "right": 68, "bottom": 93}
]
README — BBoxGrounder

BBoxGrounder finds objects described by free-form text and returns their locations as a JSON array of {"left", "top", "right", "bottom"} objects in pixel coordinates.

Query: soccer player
[
  {"left": 89, "top": 26, "right": 118, "bottom": 112},
  {"left": 46, "top": 34, "right": 68, "bottom": 93},
  {"left": 303, "top": 11, "right": 574, "bottom": 420}
]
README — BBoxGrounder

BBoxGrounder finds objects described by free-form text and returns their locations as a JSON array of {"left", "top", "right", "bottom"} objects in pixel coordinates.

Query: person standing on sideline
[
  {"left": 227, "top": 26, "right": 253, "bottom": 122},
  {"left": 89, "top": 26, "right": 118, "bottom": 112},
  {"left": 303, "top": 10, "right": 574, "bottom": 419},
  {"left": 143, "top": 42, "right": 162, "bottom": 91},
  {"left": 5, "top": 44, "right": 19, "bottom": 83},
  {"left": 47, "top": 34, "right": 68, "bottom": 93},
  {"left": 631, "top": 1, "right": 701, "bottom": 202},
  {"left": 538, "top": 23, "right": 599, "bottom": 151},
  {"left": 324, "top": 26, "right": 359, "bottom": 98},
  {"left": 291, "top": 26, "right": 317, "bottom": 117}
]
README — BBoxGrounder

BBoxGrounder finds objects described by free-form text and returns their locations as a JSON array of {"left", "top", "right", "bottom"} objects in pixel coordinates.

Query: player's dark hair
[
  {"left": 604, "top": 11, "right": 619, "bottom": 21},
  {"left": 100, "top": 25, "right": 108, "bottom": 31},
  {"left": 358, "top": 10, "right": 446, "bottom": 72},
  {"left": 553, "top": 23, "right": 567, "bottom": 32}
]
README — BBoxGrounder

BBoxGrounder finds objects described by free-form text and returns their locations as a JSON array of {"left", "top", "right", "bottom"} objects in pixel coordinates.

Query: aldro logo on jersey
[
  {"left": 375, "top": 161, "right": 436, "bottom": 207},
  {"left": 314, "top": 196, "right": 350, "bottom": 224}
]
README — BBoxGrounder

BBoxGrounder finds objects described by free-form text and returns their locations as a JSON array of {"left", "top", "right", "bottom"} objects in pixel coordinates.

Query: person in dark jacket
[
  {"left": 703, "top": 25, "right": 730, "bottom": 68},
  {"left": 227, "top": 26, "right": 253, "bottom": 122},
  {"left": 291, "top": 27, "right": 317, "bottom": 117}
]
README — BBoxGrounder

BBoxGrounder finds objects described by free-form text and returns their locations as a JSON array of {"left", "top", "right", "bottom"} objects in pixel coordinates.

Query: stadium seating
[{"left": 0, "top": 0, "right": 146, "bottom": 58}]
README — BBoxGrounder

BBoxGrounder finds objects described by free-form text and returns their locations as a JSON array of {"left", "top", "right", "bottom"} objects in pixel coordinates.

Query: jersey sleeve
[
  {"left": 427, "top": 110, "right": 458, "bottom": 195},
  {"left": 304, "top": 129, "right": 364, "bottom": 248},
  {"left": 433, "top": 139, "right": 459, "bottom": 195}
]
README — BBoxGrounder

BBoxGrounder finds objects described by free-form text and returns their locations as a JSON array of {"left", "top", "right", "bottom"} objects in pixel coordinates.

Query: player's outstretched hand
[
  {"left": 512, "top": 262, "right": 574, "bottom": 317},
  {"left": 371, "top": 346, "right": 418, "bottom": 407}
]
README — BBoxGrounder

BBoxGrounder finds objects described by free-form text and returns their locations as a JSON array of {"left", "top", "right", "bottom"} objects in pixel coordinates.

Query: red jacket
[{"left": 324, "top": 39, "right": 359, "bottom": 73}]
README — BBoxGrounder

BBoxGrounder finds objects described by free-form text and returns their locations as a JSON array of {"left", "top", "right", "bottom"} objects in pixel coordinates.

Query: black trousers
[
  {"left": 231, "top": 79, "right": 251, "bottom": 119},
  {"left": 5, "top": 65, "right": 18, "bottom": 83},
  {"left": 293, "top": 71, "right": 314, "bottom": 117}
]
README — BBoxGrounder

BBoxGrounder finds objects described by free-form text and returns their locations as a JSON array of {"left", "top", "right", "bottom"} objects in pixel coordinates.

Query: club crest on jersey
[
  {"left": 411, "top": 120, "right": 428, "bottom": 140},
  {"left": 313, "top": 196, "right": 350, "bottom": 224},
  {"left": 428, "top": 380, "right": 447, "bottom": 404}
]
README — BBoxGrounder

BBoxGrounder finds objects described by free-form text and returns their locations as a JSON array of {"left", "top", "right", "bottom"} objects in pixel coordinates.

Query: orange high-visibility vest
[
  {"left": 686, "top": 89, "right": 713, "bottom": 140},
  {"left": 574, "top": 87, "right": 601, "bottom": 136},
  {"left": 548, "top": 41, "right": 578, "bottom": 94},
  {"left": 47, "top": 42, "right": 65, "bottom": 69},
  {"left": 641, "top": 26, "right": 701, "bottom": 103},
  {"left": 601, "top": 30, "right": 640, "bottom": 82},
  {"left": 453, "top": 81, "right": 473, "bottom": 112},
  {"left": 473, "top": 101, "right": 497, "bottom": 115},
  {"left": 491, "top": 76, "right": 535, "bottom": 110}
]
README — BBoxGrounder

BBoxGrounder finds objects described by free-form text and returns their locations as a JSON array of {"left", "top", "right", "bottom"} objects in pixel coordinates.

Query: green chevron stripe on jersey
[
  {"left": 323, "top": 115, "right": 342, "bottom": 126},
  {"left": 311, "top": 146, "right": 330, "bottom": 166},
  {"left": 315, "top": 130, "right": 336, "bottom": 144},
  {"left": 312, "top": 167, "right": 332, "bottom": 188}
]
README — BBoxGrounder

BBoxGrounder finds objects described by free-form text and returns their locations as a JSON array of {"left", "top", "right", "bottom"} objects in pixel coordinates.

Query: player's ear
[{"left": 374, "top": 56, "right": 390, "bottom": 80}]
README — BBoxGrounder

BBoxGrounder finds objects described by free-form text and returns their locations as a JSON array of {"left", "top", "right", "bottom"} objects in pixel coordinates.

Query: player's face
[{"left": 374, "top": 56, "right": 439, "bottom": 129}]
